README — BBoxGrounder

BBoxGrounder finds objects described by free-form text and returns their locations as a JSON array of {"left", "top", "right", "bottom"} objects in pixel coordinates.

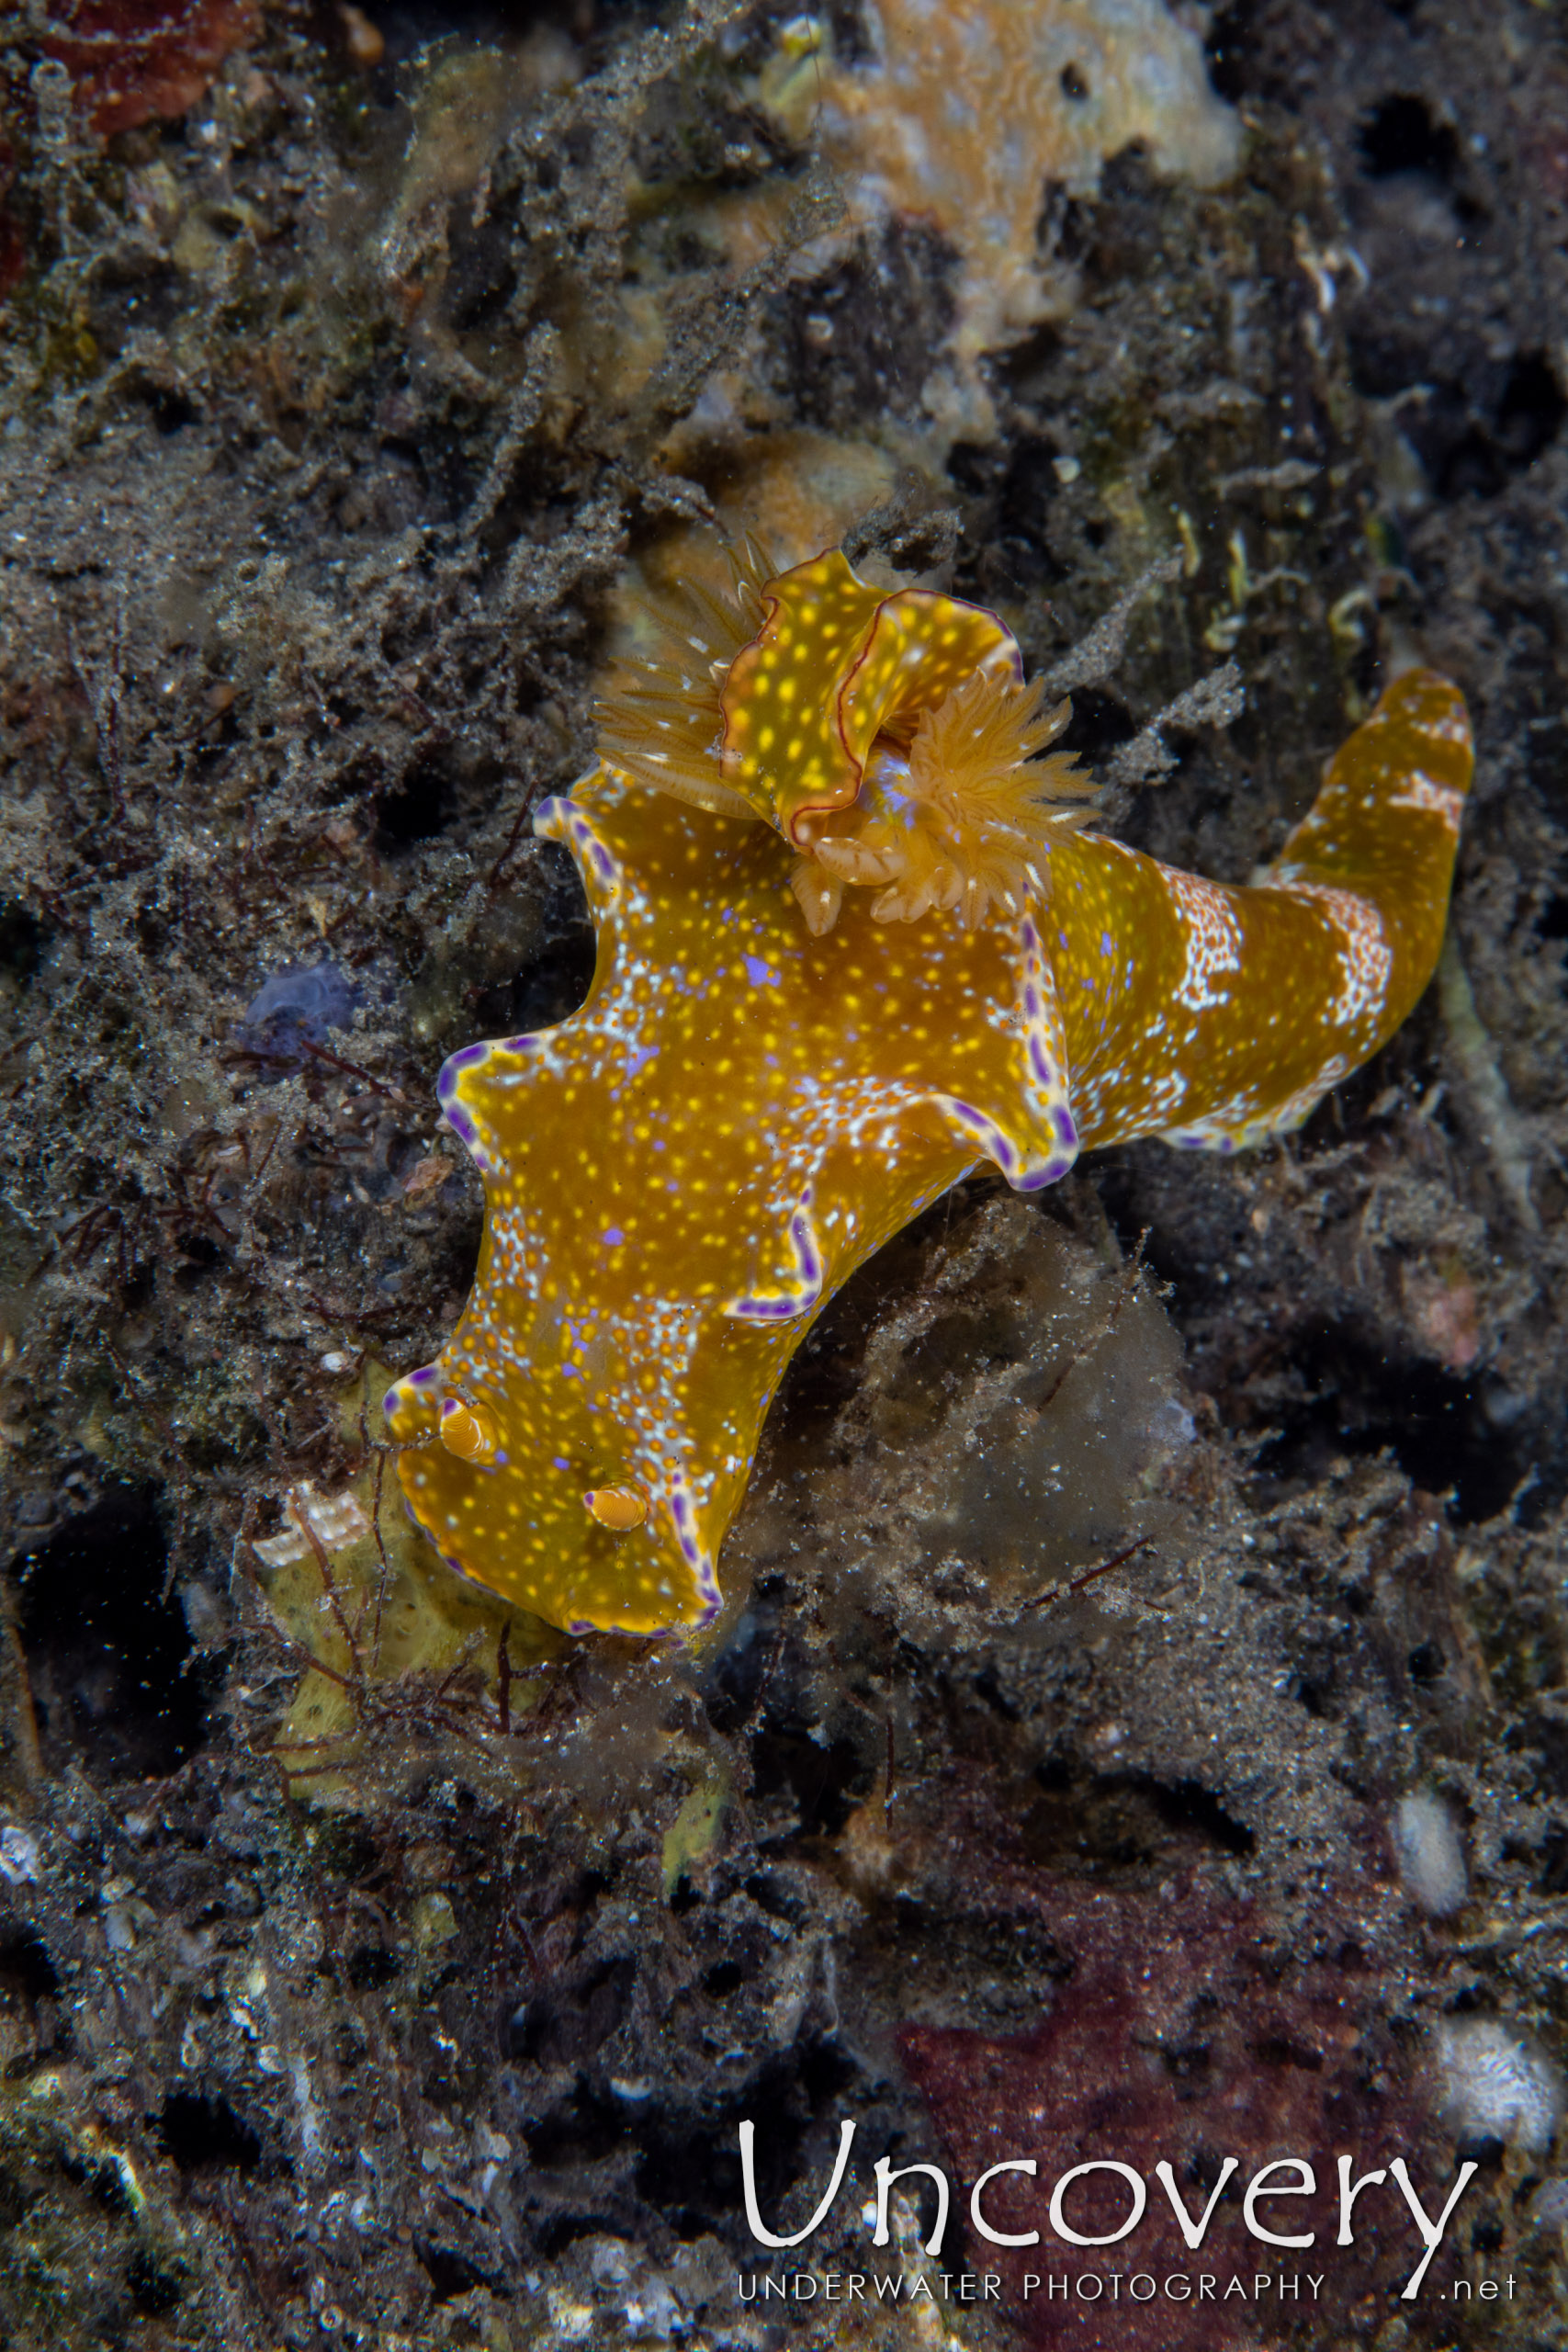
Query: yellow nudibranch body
[{"left": 385, "top": 548, "right": 1472, "bottom": 1637}]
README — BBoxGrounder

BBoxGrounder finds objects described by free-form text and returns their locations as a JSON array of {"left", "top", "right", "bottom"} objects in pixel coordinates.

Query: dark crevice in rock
[
  {"left": 7, "top": 1488, "right": 215, "bottom": 1782},
  {"left": 155, "top": 2091, "right": 265, "bottom": 2176}
]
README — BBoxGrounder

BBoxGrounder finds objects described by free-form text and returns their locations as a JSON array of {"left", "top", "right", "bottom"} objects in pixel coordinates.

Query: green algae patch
[{"left": 662, "top": 1766, "right": 729, "bottom": 1901}]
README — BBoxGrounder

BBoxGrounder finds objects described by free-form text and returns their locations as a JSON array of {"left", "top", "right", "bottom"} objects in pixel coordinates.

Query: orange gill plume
[
  {"left": 594, "top": 537, "right": 775, "bottom": 819},
  {"left": 597, "top": 541, "right": 1099, "bottom": 937},
  {"left": 799, "top": 664, "right": 1097, "bottom": 936}
]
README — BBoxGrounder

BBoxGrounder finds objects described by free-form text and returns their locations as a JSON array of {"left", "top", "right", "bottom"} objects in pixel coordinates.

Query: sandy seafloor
[{"left": 4, "top": 0, "right": 1568, "bottom": 2346}]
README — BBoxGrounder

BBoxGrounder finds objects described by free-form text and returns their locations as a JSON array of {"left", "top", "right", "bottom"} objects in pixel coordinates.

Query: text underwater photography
[{"left": 731, "top": 2117, "right": 1521, "bottom": 2320}]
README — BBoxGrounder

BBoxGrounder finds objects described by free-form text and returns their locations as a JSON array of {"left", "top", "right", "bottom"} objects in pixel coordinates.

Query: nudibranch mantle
[{"left": 385, "top": 548, "right": 1472, "bottom": 1638}]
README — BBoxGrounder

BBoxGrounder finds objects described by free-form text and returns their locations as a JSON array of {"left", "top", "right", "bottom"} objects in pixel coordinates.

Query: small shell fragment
[{"left": 253, "top": 1482, "right": 371, "bottom": 1567}]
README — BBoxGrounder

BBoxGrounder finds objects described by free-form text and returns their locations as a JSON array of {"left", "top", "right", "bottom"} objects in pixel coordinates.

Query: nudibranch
[{"left": 385, "top": 546, "right": 1472, "bottom": 1637}]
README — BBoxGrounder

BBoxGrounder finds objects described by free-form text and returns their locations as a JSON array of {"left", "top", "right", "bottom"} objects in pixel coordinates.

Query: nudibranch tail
[
  {"left": 1053, "top": 667, "right": 1472, "bottom": 1158},
  {"left": 392, "top": 541, "right": 1471, "bottom": 1643}
]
